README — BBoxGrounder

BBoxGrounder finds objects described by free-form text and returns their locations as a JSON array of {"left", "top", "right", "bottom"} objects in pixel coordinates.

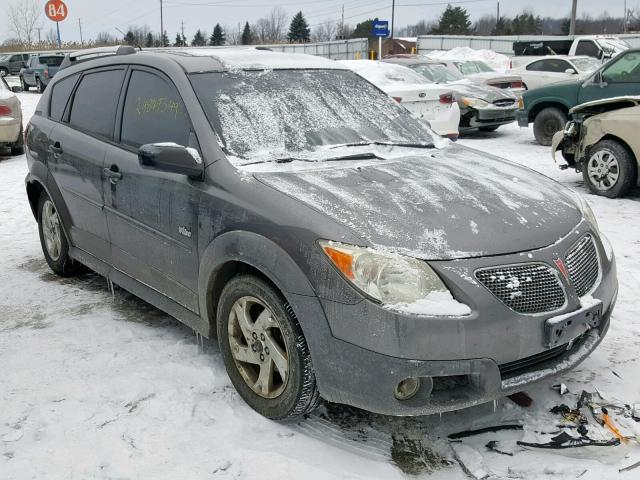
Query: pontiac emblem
[{"left": 554, "top": 258, "right": 569, "bottom": 281}]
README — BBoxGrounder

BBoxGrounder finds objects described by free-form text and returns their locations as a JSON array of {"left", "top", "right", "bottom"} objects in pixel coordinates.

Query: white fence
[
  {"left": 261, "top": 39, "right": 368, "bottom": 60},
  {"left": 417, "top": 34, "right": 640, "bottom": 55}
]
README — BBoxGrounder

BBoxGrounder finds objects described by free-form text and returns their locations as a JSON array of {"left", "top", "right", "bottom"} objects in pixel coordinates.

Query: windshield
[
  {"left": 409, "top": 63, "right": 462, "bottom": 83},
  {"left": 572, "top": 57, "right": 601, "bottom": 73},
  {"left": 456, "top": 61, "right": 495, "bottom": 75},
  {"left": 190, "top": 69, "right": 434, "bottom": 166},
  {"left": 597, "top": 37, "right": 630, "bottom": 54},
  {"left": 39, "top": 56, "right": 63, "bottom": 67},
  {"left": 350, "top": 63, "right": 430, "bottom": 87}
]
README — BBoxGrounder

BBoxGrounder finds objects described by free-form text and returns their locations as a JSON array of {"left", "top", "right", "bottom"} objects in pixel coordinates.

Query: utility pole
[
  {"left": 496, "top": 1, "right": 500, "bottom": 33},
  {"left": 181, "top": 20, "right": 185, "bottom": 45},
  {"left": 160, "top": 0, "right": 164, "bottom": 46},
  {"left": 569, "top": 0, "right": 577, "bottom": 36},
  {"left": 36, "top": 27, "right": 41, "bottom": 44},
  {"left": 391, "top": 0, "right": 395, "bottom": 38},
  {"left": 624, "top": 0, "right": 627, "bottom": 33},
  {"left": 78, "top": 18, "right": 83, "bottom": 44},
  {"left": 340, "top": 5, "right": 344, "bottom": 39}
]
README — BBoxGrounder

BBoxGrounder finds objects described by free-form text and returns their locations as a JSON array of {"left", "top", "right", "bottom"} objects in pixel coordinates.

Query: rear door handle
[{"left": 103, "top": 166, "right": 122, "bottom": 184}]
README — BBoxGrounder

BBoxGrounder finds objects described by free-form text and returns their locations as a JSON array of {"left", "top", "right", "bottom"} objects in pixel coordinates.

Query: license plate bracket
[{"left": 544, "top": 301, "right": 602, "bottom": 348}]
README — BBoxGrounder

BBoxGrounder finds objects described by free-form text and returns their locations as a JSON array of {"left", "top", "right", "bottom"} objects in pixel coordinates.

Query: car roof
[
  {"left": 62, "top": 46, "right": 346, "bottom": 74},
  {"left": 383, "top": 56, "right": 443, "bottom": 65}
]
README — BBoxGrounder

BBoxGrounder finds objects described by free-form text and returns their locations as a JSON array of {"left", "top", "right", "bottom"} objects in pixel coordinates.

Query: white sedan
[
  {"left": 0, "top": 76, "right": 23, "bottom": 155},
  {"left": 339, "top": 60, "right": 460, "bottom": 139},
  {"left": 509, "top": 56, "right": 601, "bottom": 91}
]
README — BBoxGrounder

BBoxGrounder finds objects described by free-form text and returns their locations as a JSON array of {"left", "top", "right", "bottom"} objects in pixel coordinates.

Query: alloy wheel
[
  {"left": 227, "top": 296, "right": 290, "bottom": 399},
  {"left": 587, "top": 149, "right": 620, "bottom": 191},
  {"left": 42, "top": 200, "right": 63, "bottom": 261}
]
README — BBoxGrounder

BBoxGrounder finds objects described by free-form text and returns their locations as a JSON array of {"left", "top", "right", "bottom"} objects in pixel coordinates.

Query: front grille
[
  {"left": 492, "top": 99, "right": 515, "bottom": 107},
  {"left": 565, "top": 235, "right": 600, "bottom": 297},
  {"left": 475, "top": 263, "right": 566, "bottom": 314}
]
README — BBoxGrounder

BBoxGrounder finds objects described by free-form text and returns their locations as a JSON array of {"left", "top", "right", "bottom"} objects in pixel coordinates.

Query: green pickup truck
[{"left": 516, "top": 48, "right": 640, "bottom": 145}]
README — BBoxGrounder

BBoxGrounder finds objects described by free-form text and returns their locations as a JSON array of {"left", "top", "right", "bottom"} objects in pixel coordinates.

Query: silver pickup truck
[{"left": 19, "top": 53, "right": 65, "bottom": 93}]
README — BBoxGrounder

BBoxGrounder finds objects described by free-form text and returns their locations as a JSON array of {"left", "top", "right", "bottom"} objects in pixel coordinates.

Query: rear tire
[
  {"left": 533, "top": 107, "right": 567, "bottom": 146},
  {"left": 10, "top": 125, "right": 24, "bottom": 156},
  {"left": 582, "top": 139, "right": 637, "bottom": 198},
  {"left": 36, "top": 77, "right": 45, "bottom": 94},
  {"left": 37, "top": 192, "right": 80, "bottom": 276},
  {"left": 479, "top": 125, "right": 500, "bottom": 132},
  {"left": 217, "top": 274, "right": 320, "bottom": 420},
  {"left": 20, "top": 76, "right": 30, "bottom": 91}
]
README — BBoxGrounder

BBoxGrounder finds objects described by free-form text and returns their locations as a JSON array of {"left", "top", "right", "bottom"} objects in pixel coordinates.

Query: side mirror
[
  {"left": 138, "top": 143, "right": 203, "bottom": 179},
  {"left": 11, "top": 86, "right": 23, "bottom": 93},
  {"left": 565, "top": 68, "right": 577, "bottom": 75}
]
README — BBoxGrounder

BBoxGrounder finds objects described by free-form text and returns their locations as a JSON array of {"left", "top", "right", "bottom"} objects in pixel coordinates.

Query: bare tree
[
  {"left": 253, "top": 7, "right": 288, "bottom": 44},
  {"left": 7, "top": 0, "right": 42, "bottom": 45},
  {"left": 473, "top": 14, "right": 497, "bottom": 35},
  {"left": 225, "top": 22, "right": 243, "bottom": 45},
  {"left": 95, "top": 32, "right": 118, "bottom": 46},
  {"left": 312, "top": 19, "right": 337, "bottom": 42},
  {"left": 45, "top": 27, "right": 58, "bottom": 44}
]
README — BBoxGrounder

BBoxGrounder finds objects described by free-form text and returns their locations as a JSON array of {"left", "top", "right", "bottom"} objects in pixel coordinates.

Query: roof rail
[{"left": 59, "top": 45, "right": 137, "bottom": 70}]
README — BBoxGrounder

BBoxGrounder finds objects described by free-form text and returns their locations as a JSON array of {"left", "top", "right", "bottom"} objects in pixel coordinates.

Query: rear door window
[
  {"left": 120, "top": 69, "right": 192, "bottom": 149},
  {"left": 68, "top": 69, "right": 125, "bottom": 138},
  {"left": 49, "top": 74, "right": 79, "bottom": 121}
]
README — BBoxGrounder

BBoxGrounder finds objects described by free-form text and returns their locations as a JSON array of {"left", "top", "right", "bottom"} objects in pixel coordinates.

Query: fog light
[{"left": 394, "top": 377, "right": 421, "bottom": 400}]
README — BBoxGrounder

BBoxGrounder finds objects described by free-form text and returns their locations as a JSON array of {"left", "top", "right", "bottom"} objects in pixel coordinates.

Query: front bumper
[
  {"left": 460, "top": 105, "right": 516, "bottom": 129},
  {"left": 301, "top": 223, "right": 618, "bottom": 416},
  {"left": 516, "top": 109, "right": 530, "bottom": 127}
]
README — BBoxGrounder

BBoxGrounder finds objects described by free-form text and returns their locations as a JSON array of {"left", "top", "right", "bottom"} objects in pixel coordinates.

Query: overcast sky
[{"left": 3, "top": 0, "right": 632, "bottom": 43}]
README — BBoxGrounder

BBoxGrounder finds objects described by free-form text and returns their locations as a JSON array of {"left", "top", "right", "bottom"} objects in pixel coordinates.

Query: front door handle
[
  {"left": 49, "top": 141, "right": 63, "bottom": 155},
  {"left": 103, "top": 165, "right": 122, "bottom": 184}
]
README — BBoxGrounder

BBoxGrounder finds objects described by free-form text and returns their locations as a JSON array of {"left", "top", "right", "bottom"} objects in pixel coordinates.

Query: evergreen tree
[
  {"left": 192, "top": 29, "right": 206, "bottom": 46},
  {"left": 209, "top": 23, "right": 226, "bottom": 46},
  {"left": 430, "top": 4, "right": 472, "bottom": 34},
  {"left": 124, "top": 29, "right": 136, "bottom": 46},
  {"left": 241, "top": 21, "right": 252, "bottom": 45},
  {"left": 511, "top": 11, "right": 542, "bottom": 34},
  {"left": 287, "top": 11, "right": 311, "bottom": 43},
  {"left": 160, "top": 30, "right": 170, "bottom": 47},
  {"left": 350, "top": 19, "right": 375, "bottom": 39},
  {"left": 145, "top": 32, "right": 154, "bottom": 48},
  {"left": 174, "top": 32, "right": 183, "bottom": 46},
  {"left": 492, "top": 17, "right": 512, "bottom": 35}
]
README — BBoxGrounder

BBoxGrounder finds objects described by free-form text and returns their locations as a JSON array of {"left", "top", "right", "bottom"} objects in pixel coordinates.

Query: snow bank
[
  {"left": 386, "top": 290, "right": 471, "bottom": 316},
  {"left": 426, "top": 47, "right": 510, "bottom": 73}
]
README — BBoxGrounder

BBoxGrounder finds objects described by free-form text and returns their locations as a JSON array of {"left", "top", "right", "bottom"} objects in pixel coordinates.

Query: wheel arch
[
  {"left": 198, "top": 231, "right": 318, "bottom": 339},
  {"left": 529, "top": 101, "right": 570, "bottom": 122}
]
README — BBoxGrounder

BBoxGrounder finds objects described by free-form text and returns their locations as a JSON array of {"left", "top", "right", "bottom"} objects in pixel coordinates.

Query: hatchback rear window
[{"left": 69, "top": 69, "right": 125, "bottom": 138}]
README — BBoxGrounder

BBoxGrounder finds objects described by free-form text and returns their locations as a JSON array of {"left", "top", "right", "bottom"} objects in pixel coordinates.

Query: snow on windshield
[
  {"left": 572, "top": 57, "right": 601, "bottom": 73},
  {"left": 410, "top": 63, "right": 462, "bottom": 83},
  {"left": 190, "top": 69, "right": 434, "bottom": 166}
]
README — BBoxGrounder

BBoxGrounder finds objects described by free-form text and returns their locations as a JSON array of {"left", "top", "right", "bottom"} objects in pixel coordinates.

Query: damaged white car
[{"left": 552, "top": 96, "right": 640, "bottom": 197}]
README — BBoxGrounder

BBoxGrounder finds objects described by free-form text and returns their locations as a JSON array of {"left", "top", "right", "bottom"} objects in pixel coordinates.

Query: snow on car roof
[{"left": 159, "top": 47, "right": 346, "bottom": 70}]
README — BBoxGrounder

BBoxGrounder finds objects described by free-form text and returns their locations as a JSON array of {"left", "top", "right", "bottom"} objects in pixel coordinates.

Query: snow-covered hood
[
  {"left": 253, "top": 145, "right": 582, "bottom": 260},
  {"left": 467, "top": 72, "right": 521, "bottom": 84}
]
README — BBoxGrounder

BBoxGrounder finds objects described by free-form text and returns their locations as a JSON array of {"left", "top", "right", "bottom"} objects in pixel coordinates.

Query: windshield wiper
[
  {"left": 328, "top": 140, "right": 435, "bottom": 149},
  {"left": 241, "top": 152, "right": 385, "bottom": 166}
]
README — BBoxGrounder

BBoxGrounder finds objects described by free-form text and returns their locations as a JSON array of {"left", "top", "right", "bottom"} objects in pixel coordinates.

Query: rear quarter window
[
  {"left": 49, "top": 74, "right": 79, "bottom": 121},
  {"left": 68, "top": 69, "right": 125, "bottom": 138}
]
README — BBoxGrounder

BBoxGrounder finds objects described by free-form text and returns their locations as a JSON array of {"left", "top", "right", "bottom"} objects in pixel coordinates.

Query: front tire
[
  {"left": 582, "top": 139, "right": 637, "bottom": 198},
  {"left": 36, "top": 77, "right": 45, "bottom": 93},
  {"left": 533, "top": 107, "right": 567, "bottom": 146},
  {"left": 217, "top": 274, "right": 320, "bottom": 420},
  {"left": 37, "top": 192, "right": 80, "bottom": 276},
  {"left": 10, "top": 125, "right": 24, "bottom": 156}
]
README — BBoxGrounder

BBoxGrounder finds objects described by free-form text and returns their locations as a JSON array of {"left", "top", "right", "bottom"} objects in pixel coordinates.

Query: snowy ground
[{"left": 1, "top": 91, "right": 640, "bottom": 479}]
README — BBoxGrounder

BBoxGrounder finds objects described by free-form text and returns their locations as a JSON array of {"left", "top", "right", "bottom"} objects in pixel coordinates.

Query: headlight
[
  {"left": 571, "top": 191, "right": 600, "bottom": 234},
  {"left": 319, "top": 241, "right": 449, "bottom": 304},
  {"left": 461, "top": 97, "right": 489, "bottom": 108}
]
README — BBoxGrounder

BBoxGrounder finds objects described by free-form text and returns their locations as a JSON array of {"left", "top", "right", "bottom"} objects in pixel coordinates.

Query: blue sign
[{"left": 372, "top": 20, "right": 390, "bottom": 38}]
